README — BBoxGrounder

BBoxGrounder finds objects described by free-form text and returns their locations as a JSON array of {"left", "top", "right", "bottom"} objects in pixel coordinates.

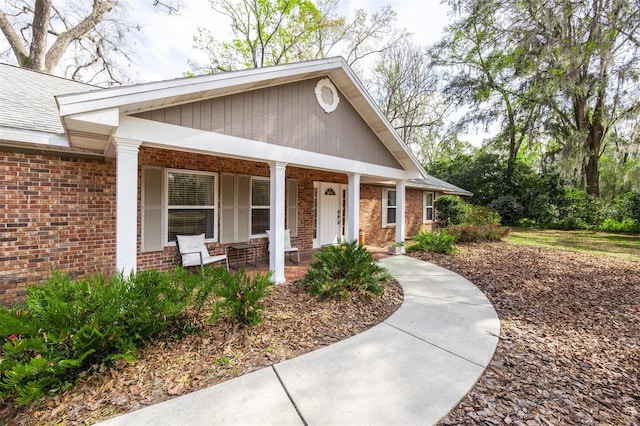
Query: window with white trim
[
  {"left": 382, "top": 188, "right": 397, "bottom": 227},
  {"left": 166, "top": 169, "right": 217, "bottom": 242},
  {"left": 251, "top": 177, "right": 270, "bottom": 236},
  {"left": 423, "top": 192, "right": 435, "bottom": 223}
]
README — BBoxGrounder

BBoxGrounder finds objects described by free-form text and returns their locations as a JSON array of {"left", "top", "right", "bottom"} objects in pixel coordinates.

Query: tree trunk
[
  {"left": 26, "top": 0, "right": 53, "bottom": 71},
  {"left": 584, "top": 122, "right": 604, "bottom": 198}
]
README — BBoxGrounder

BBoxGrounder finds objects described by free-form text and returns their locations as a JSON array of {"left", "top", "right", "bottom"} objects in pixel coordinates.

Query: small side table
[{"left": 227, "top": 244, "right": 257, "bottom": 269}]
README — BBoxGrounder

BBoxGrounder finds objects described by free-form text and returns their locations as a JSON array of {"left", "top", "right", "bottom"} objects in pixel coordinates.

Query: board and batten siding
[{"left": 134, "top": 78, "right": 402, "bottom": 170}]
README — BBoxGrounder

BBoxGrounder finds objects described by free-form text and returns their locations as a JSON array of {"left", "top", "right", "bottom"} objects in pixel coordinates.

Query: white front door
[{"left": 315, "top": 182, "right": 347, "bottom": 247}]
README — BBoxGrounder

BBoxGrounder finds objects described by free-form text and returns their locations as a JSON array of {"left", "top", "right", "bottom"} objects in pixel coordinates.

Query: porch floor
[{"left": 232, "top": 245, "right": 393, "bottom": 282}]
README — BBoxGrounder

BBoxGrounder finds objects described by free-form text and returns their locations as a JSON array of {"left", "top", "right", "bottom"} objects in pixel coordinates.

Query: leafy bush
[
  {"left": 527, "top": 194, "right": 561, "bottom": 227},
  {"left": 552, "top": 188, "right": 602, "bottom": 230},
  {"left": 608, "top": 191, "right": 640, "bottom": 221},
  {"left": 600, "top": 218, "right": 640, "bottom": 233},
  {"left": 211, "top": 269, "right": 273, "bottom": 325},
  {"left": 406, "top": 230, "right": 456, "bottom": 254},
  {"left": 0, "top": 267, "right": 220, "bottom": 405},
  {"left": 465, "top": 204, "right": 501, "bottom": 226},
  {"left": 300, "top": 241, "right": 390, "bottom": 299},
  {"left": 448, "top": 224, "right": 511, "bottom": 243},
  {"left": 488, "top": 195, "right": 524, "bottom": 225},
  {"left": 434, "top": 195, "right": 467, "bottom": 227},
  {"left": 517, "top": 218, "right": 538, "bottom": 228}
]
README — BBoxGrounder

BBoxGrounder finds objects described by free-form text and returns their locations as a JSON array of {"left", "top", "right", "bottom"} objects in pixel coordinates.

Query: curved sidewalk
[{"left": 99, "top": 255, "right": 500, "bottom": 426}]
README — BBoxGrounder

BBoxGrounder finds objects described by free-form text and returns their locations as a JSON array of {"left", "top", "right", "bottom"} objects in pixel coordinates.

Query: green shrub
[
  {"left": 517, "top": 218, "right": 538, "bottom": 228},
  {"left": 448, "top": 224, "right": 511, "bottom": 243},
  {"left": 0, "top": 267, "right": 221, "bottom": 405},
  {"left": 406, "top": 230, "right": 456, "bottom": 254},
  {"left": 434, "top": 195, "right": 467, "bottom": 227},
  {"left": 300, "top": 241, "right": 390, "bottom": 299},
  {"left": 465, "top": 204, "right": 501, "bottom": 226},
  {"left": 608, "top": 191, "right": 640, "bottom": 221},
  {"left": 488, "top": 195, "right": 524, "bottom": 225},
  {"left": 600, "top": 217, "right": 640, "bottom": 233},
  {"left": 551, "top": 188, "right": 602, "bottom": 230},
  {"left": 211, "top": 269, "right": 273, "bottom": 325}
]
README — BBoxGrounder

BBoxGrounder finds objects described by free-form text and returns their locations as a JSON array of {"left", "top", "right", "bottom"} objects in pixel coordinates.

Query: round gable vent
[{"left": 315, "top": 78, "right": 340, "bottom": 113}]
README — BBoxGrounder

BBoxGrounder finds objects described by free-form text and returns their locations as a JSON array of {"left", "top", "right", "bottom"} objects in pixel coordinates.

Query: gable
[{"left": 134, "top": 78, "right": 403, "bottom": 170}]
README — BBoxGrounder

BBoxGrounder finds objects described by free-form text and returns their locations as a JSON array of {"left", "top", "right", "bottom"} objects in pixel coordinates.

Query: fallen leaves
[
  {"left": 411, "top": 242, "right": 640, "bottom": 426},
  {"left": 0, "top": 280, "right": 403, "bottom": 425}
]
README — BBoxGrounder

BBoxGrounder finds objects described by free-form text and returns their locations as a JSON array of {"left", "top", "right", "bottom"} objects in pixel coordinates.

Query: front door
[{"left": 315, "top": 182, "right": 347, "bottom": 247}]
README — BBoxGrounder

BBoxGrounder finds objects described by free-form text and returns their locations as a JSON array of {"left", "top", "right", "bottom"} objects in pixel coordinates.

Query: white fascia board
[
  {"left": 115, "top": 115, "right": 411, "bottom": 181},
  {"left": 66, "top": 108, "right": 119, "bottom": 128},
  {"left": 0, "top": 126, "right": 69, "bottom": 147},
  {"left": 57, "top": 59, "right": 347, "bottom": 117}
]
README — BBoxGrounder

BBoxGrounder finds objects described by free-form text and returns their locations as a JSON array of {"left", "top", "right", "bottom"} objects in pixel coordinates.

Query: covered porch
[{"left": 56, "top": 58, "right": 427, "bottom": 283}]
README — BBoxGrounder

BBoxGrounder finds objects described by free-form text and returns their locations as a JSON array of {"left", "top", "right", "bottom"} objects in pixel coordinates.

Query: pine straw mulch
[
  {"left": 409, "top": 242, "right": 640, "bottom": 426},
  {"left": 1, "top": 279, "right": 403, "bottom": 425}
]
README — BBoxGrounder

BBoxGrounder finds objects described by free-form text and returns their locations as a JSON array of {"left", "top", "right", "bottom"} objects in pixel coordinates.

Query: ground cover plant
[
  {"left": 0, "top": 267, "right": 403, "bottom": 425},
  {"left": 0, "top": 267, "right": 272, "bottom": 407},
  {"left": 299, "top": 241, "right": 391, "bottom": 298},
  {"left": 406, "top": 230, "right": 457, "bottom": 254}
]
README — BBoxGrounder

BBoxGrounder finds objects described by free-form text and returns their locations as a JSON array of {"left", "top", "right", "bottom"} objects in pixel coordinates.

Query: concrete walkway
[{"left": 99, "top": 255, "right": 500, "bottom": 426}]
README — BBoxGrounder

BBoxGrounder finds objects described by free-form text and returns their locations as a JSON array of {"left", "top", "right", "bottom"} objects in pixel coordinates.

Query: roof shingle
[{"left": 0, "top": 63, "right": 96, "bottom": 135}]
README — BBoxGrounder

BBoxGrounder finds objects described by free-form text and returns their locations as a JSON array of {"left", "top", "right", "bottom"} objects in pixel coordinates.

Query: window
[
  {"left": 423, "top": 192, "right": 435, "bottom": 223},
  {"left": 167, "top": 170, "right": 217, "bottom": 242},
  {"left": 251, "top": 178, "right": 270, "bottom": 236},
  {"left": 382, "top": 188, "right": 396, "bottom": 227}
]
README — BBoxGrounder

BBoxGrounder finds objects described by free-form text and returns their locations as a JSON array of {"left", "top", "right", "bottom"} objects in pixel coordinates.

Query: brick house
[{"left": 0, "top": 58, "right": 470, "bottom": 305}]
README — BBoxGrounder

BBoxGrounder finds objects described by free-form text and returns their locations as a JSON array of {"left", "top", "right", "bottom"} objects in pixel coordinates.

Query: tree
[
  {"left": 518, "top": 0, "right": 640, "bottom": 197},
  {"left": 437, "top": 0, "right": 640, "bottom": 197},
  {"left": 190, "top": 0, "right": 406, "bottom": 73},
  {"left": 0, "top": 0, "right": 182, "bottom": 84},
  {"left": 432, "top": 0, "right": 540, "bottom": 178},
  {"left": 369, "top": 40, "right": 457, "bottom": 164}
]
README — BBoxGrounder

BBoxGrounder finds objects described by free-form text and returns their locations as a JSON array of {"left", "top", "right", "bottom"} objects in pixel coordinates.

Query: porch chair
[
  {"left": 176, "top": 233, "right": 229, "bottom": 270},
  {"left": 266, "top": 229, "right": 300, "bottom": 264}
]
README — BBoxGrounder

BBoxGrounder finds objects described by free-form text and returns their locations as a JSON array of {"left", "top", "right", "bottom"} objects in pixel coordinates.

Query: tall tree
[
  {"left": 438, "top": 0, "right": 640, "bottom": 197},
  {"left": 369, "top": 40, "right": 458, "bottom": 164},
  {"left": 518, "top": 0, "right": 640, "bottom": 197},
  {"left": 190, "top": 0, "right": 406, "bottom": 73},
  {"left": 432, "top": 0, "right": 539, "bottom": 177},
  {"left": 0, "top": 0, "right": 182, "bottom": 84}
]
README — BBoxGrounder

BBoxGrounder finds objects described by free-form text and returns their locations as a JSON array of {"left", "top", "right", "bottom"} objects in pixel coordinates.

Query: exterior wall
[
  {"left": 359, "top": 184, "right": 437, "bottom": 246},
  {"left": 134, "top": 78, "right": 402, "bottom": 170},
  {"left": 137, "top": 146, "right": 347, "bottom": 272},
  {"left": 0, "top": 150, "right": 116, "bottom": 305},
  {"left": 0, "top": 145, "right": 435, "bottom": 306}
]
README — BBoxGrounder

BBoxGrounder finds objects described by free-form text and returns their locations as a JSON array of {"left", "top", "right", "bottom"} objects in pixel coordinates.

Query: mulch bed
[
  {"left": 3, "top": 242, "right": 638, "bottom": 425},
  {"left": 409, "top": 242, "right": 640, "bottom": 425},
  {"left": 1, "top": 279, "right": 403, "bottom": 425}
]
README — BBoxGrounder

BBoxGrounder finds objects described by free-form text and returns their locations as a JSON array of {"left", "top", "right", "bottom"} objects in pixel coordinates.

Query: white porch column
[
  {"left": 347, "top": 173, "right": 361, "bottom": 242},
  {"left": 114, "top": 138, "right": 142, "bottom": 276},
  {"left": 269, "top": 162, "right": 287, "bottom": 283},
  {"left": 395, "top": 180, "right": 406, "bottom": 244}
]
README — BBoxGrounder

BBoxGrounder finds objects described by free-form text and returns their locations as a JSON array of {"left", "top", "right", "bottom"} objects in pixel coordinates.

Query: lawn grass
[{"left": 506, "top": 227, "right": 640, "bottom": 260}]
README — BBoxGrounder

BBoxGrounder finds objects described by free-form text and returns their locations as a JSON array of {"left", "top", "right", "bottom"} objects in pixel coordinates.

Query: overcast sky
[{"left": 130, "top": 0, "right": 451, "bottom": 82}]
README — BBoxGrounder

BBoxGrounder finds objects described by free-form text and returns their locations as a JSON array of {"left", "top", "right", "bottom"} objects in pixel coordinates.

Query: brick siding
[
  {"left": 1, "top": 145, "right": 435, "bottom": 305},
  {"left": 0, "top": 151, "right": 116, "bottom": 305}
]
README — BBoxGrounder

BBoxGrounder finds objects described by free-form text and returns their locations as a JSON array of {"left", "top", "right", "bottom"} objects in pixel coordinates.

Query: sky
[{"left": 130, "top": 0, "right": 452, "bottom": 82}]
